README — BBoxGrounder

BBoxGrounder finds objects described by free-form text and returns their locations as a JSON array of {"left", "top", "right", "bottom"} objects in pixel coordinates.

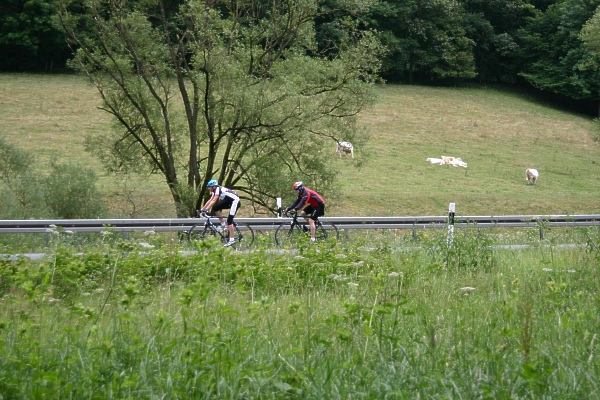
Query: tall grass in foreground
[{"left": 0, "top": 229, "right": 599, "bottom": 398}]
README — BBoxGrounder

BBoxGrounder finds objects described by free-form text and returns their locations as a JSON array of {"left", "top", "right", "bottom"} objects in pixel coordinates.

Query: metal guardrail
[{"left": 1, "top": 214, "right": 599, "bottom": 234}]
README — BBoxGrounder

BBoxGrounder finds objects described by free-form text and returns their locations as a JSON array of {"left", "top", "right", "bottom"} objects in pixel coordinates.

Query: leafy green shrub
[
  {"left": 0, "top": 140, "right": 108, "bottom": 223},
  {"left": 43, "top": 159, "right": 107, "bottom": 219}
]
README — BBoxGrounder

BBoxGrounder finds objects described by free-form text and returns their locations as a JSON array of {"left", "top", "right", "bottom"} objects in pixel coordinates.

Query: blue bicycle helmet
[{"left": 207, "top": 179, "right": 218, "bottom": 187}]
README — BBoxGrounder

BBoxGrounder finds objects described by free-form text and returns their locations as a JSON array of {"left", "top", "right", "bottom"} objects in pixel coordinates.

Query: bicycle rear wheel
[
  {"left": 275, "top": 223, "right": 304, "bottom": 247},
  {"left": 318, "top": 223, "right": 339, "bottom": 241},
  {"left": 187, "top": 224, "right": 216, "bottom": 242},
  {"left": 228, "top": 223, "right": 254, "bottom": 249}
]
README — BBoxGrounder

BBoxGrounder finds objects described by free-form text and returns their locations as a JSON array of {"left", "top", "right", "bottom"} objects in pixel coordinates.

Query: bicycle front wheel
[
  {"left": 275, "top": 223, "right": 304, "bottom": 247},
  {"left": 228, "top": 223, "right": 254, "bottom": 250},
  {"left": 187, "top": 224, "right": 215, "bottom": 242}
]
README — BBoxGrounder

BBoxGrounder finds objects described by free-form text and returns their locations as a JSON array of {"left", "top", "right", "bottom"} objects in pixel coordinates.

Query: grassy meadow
[
  {"left": 1, "top": 73, "right": 599, "bottom": 218},
  {"left": 2, "top": 73, "right": 600, "bottom": 397}
]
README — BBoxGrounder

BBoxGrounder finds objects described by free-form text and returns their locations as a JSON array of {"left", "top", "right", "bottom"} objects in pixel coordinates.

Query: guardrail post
[
  {"left": 276, "top": 197, "right": 282, "bottom": 218},
  {"left": 448, "top": 203, "right": 455, "bottom": 246},
  {"left": 536, "top": 218, "right": 545, "bottom": 240}
]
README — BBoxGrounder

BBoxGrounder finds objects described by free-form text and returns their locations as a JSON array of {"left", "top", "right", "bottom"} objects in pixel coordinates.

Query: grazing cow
[
  {"left": 336, "top": 141, "right": 354, "bottom": 158},
  {"left": 526, "top": 168, "right": 539, "bottom": 185}
]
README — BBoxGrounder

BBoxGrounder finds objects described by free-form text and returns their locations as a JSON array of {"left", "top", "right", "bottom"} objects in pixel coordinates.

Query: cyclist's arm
[
  {"left": 287, "top": 197, "right": 301, "bottom": 212},
  {"left": 201, "top": 193, "right": 218, "bottom": 212},
  {"left": 293, "top": 193, "right": 309, "bottom": 210}
]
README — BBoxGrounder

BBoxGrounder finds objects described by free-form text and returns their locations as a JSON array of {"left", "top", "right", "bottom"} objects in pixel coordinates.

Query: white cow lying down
[
  {"left": 526, "top": 168, "right": 539, "bottom": 185},
  {"left": 426, "top": 157, "right": 445, "bottom": 165},
  {"left": 442, "top": 156, "right": 468, "bottom": 168},
  {"left": 426, "top": 156, "right": 468, "bottom": 168},
  {"left": 336, "top": 141, "right": 354, "bottom": 158}
]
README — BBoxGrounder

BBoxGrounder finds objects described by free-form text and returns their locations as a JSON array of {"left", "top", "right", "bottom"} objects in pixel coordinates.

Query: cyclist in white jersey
[{"left": 200, "top": 179, "right": 241, "bottom": 247}]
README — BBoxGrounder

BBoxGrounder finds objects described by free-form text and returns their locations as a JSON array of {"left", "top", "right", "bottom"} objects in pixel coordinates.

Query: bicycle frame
[
  {"left": 188, "top": 211, "right": 255, "bottom": 248},
  {"left": 287, "top": 212, "right": 322, "bottom": 232},
  {"left": 274, "top": 211, "right": 335, "bottom": 247},
  {"left": 201, "top": 214, "right": 226, "bottom": 233}
]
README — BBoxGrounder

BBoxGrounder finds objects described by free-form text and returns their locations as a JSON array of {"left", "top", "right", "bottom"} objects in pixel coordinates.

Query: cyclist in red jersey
[{"left": 285, "top": 181, "right": 325, "bottom": 242}]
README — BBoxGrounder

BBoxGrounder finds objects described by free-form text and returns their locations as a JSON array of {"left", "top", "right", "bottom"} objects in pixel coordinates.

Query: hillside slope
[
  {"left": 330, "top": 85, "right": 600, "bottom": 216},
  {"left": 1, "top": 75, "right": 599, "bottom": 217}
]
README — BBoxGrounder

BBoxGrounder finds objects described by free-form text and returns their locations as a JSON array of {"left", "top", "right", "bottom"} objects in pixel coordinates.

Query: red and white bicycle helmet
[{"left": 292, "top": 181, "right": 304, "bottom": 190}]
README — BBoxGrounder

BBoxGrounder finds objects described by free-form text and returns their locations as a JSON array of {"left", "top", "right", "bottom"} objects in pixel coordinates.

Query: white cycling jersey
[{"left": 215, "top": 186, "right": 239, "bottom": 201}]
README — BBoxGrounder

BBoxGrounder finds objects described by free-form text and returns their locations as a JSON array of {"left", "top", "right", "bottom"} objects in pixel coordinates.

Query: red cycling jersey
[{"left": 289, "top": 187, "right": 325, "bottom": 210}]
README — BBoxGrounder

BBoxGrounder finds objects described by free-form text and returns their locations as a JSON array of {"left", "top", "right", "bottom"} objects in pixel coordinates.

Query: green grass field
[
  {"left": 1, "top": 73, "right": 599, "bottom": 218},
  {"left": 2, "top": 74, "right": 600, "bottom": 398}
]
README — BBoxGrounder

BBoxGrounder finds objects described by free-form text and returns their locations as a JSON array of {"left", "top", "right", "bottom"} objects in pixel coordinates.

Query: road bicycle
[
  {"left": 188, "top": 211, "right": 254, "bottom": 249},
  {"left": 275, "top": 210, "right": 338, "bottom": 247}
]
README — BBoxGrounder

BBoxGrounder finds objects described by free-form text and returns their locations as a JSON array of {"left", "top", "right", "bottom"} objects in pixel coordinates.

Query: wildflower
[
  {"left": 138, "top": 242, "right": 155, "bottom": 249},
  {"left": 64, "top": 230, "right": 74, "bottom": 235},
  {"left": 347, "top": 282, "right": 359, "bottom": 287},
  {"left": 388, "top": 272, "right": 403, "bottom": 278},
  {"left": 543, "top": 268, "right": 552, "bottom": 272},
  {"left": 144, "top": 230, "right": 156, "bottom": 236},
  {"left": 460, "top": 287, "right": 476, "bottom": 292},
  {"left": 335, "top": 254, "right": 348, "bottom": 259}
]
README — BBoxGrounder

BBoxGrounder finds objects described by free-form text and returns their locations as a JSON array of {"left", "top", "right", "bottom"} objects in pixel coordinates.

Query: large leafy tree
[
  {"left": 0, "top": 0, "right": 70, "bottom": 71},
  {"left": 517, "top": 0, "right": 600, "bottom": 113},
  {"left": 361, "top": 0, "right": 476, "bottom": 82},
  {"left": 580, "top": 5, "right": 600, "bottom": 66},
  {"left": 56, "top": 0, "right": 383, "bottom": 217},
  {"left": 462, "top": 0, "right": 535, "bottom": 83}
]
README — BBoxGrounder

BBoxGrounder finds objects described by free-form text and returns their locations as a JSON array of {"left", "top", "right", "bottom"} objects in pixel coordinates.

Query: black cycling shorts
[
  {"left": 303, "top": 204, "right": 324, "bottom": 221},
  {"left": 212, "top": 197, "right": 241, "bottom": 225}
]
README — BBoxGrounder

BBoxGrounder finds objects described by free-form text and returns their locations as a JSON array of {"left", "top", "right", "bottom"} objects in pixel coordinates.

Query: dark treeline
[{"left": 2, "top": 0, "right": 599, "bottom": 114}]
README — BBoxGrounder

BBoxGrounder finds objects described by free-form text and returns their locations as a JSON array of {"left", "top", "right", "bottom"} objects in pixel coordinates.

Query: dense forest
[{"left": 2, "top": 0, "right": 600, "bottom": 113}]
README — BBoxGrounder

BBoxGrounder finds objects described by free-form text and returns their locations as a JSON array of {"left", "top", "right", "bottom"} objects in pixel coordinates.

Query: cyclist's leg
[
  {"left": 304, "top": 205, "right": 318, "bottom": 240},
  {"left": 225, "top": 198, "right": 240, "bottom": 243},
  {"left": 225, "top": 213, "right": 235, "bottom": 242},
  {"left": 311, "top": 205, "right": 326, "bottom": 241},
  {"left": 213, "top": 199, "right": 232, "bottom": 233}
]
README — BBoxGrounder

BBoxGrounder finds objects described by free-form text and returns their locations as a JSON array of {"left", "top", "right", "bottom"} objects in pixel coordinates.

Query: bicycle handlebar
[{"left": 196, "top": 210, "right": 212, "bottom": 218}]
